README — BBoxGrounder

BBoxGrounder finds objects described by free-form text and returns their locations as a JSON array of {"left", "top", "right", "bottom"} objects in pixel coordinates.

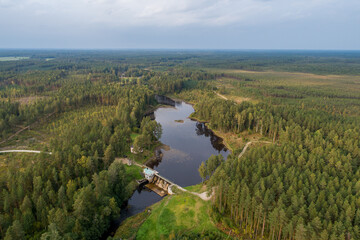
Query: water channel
[{"left": 108, "top": 99, "right": 230, "bottom": 236}]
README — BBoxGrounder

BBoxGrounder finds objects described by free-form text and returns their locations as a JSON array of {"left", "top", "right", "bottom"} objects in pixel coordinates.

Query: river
[{"left": 107, "top": 100, "right": 230, "bottom": 236}]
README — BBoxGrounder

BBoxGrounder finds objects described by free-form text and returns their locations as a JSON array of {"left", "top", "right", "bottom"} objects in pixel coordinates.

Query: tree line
[
  {"left": 0, "top": 86, "right": 161, "bottom": 239},
  {"left": 195, "top": 96, "right": 360, "bottom": 239}
]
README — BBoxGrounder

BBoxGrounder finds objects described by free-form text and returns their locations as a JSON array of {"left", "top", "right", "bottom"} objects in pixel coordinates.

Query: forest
[
  {"left": 0, "top": 50, "right": 360, "bottom": 239},
  {"left": 192, "top": 96, "right": 360, "bottom": 239}
]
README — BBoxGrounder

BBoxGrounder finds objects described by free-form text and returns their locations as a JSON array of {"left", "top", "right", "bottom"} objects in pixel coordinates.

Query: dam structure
[{"left": 142, "top": 167, "right": 177, "bottom": 197}]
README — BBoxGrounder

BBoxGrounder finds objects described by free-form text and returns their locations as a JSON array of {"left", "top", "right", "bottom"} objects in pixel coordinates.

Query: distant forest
[{"left": 0, "top": 50, "right": 359, "bottom": 240}]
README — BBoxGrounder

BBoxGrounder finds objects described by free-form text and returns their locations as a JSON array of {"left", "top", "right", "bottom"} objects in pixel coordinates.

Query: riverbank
[
  {"left": 164, "top": 94, "right": 236, "bottom": 152},
  {"left": 188, "top": 113, "right": 238, "bottom": 153},
  {"left": 189, "top": 108, "right": 270, "bottom": 154},
  {"left": 144, "top": 143, "right": 170, "bottom": 167},
  {"left": 168, "top": 93, "right": 239, "bottom": 153},
  {"left": 170, "top": 91, "right": 272, "bottom": 153}
]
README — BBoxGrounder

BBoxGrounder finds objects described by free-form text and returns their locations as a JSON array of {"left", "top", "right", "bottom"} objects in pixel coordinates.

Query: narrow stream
[{"left": 107, "top": 100, "right": 230, "bottom": 237}]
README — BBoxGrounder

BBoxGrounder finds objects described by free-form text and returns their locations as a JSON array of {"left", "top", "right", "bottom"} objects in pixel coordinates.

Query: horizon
[
  {"left": 1, "top": 48, "right": 360, "bottom": 52},
  {"left": 1, "top": 0, "right": 359, "bottom": 50}
]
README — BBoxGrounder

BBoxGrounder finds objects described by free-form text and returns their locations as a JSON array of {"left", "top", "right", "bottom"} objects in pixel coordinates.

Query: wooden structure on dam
[
  {"left": 121, "top": 157, "right": 181, "bottom": 197},
  {"left": 143, "top": 167, "right": 175, "bottom": 197}
]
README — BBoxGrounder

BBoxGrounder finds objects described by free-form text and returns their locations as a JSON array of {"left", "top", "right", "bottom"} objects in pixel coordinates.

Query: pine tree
[{"left": 198, "top": 162, "right": 207, "bottom": 183}]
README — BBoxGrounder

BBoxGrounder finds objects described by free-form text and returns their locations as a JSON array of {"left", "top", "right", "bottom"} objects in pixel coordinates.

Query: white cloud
[{"left": 0, "top": 0, "right": 353, "bottom": 29}]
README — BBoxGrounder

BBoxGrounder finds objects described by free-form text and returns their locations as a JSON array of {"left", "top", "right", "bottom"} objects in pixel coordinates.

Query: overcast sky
[{"left": 0, "top": 0, "right": 359, "bottom": 49}]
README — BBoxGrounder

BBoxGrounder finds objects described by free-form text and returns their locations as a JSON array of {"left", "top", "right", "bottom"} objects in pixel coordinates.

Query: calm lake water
[{"left": 107, "top": 100, "right": 229, "bottom": 237}]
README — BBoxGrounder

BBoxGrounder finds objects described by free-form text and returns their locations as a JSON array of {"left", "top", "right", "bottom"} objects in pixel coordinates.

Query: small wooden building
[{"left": 144, "top": 168, "right": 155, "bottom": 181}]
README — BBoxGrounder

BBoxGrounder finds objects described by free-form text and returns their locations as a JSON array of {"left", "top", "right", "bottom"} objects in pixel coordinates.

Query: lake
[{"left": 107, "top": 100, "right": 230, "bottom": 237}]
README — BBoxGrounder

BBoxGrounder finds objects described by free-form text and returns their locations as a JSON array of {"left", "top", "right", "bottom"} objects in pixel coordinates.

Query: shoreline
[
  {"left": 164, "top": 95, "right": 233, "bottom": 153},
  {"left": 188, "top": 114, "right": 234, "bottom": 153}
]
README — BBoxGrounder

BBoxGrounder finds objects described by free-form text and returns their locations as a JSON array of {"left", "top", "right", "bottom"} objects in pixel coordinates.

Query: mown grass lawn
[{"left": 135, "top": 192, "right": 228, "bottom": 239}]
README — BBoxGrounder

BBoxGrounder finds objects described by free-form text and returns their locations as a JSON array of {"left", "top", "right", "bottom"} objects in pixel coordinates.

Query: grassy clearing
[
  {"left": 135, "top": 192, "right": 228, "bottom": 240},
  {"left": 113, "top": 187, "right": 246, "bottom": 240},
  {"left": 184, "top": 183, "right": 206, "bottom": 192}
]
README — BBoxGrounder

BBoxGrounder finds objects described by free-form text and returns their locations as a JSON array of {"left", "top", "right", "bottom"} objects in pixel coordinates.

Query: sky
[{"left": 0, "top": 0, "right": 359, "bottom": 49}]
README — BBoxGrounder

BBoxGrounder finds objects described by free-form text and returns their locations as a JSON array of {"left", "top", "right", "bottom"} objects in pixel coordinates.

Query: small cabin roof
[{"left": 144, "top": 168, "right": 155, "bottom": 175}]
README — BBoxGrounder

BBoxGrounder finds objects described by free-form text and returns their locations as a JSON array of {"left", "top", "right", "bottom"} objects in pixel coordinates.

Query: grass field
[
  {"left": 114, "top": 188, "right": 228, "bottom": 239},
  {"left": 184, "top": 183, "right": 205, "bottom": 192},
  {"left": 134, "top": 192, "right": 228, "bottom": 240},
  {"left": 113, "top": 184, "right": 215, "bottom": 240}
]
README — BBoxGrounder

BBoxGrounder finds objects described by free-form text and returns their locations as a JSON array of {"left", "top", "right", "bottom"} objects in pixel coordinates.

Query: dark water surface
[
  {"left": 107, "top": 101, "right": 229, "bottom": 237},
  {"left": 149, "top": 101, "right": 229, "bottom": 186}
]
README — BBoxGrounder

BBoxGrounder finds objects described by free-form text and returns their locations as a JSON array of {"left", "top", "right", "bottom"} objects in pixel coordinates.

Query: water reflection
[
  {"left": 146, "top": 148, "right": 163, "bottom": 169},
  {"left": 155, "top": 94, "right": 176, "bottom": 106},
  {"left": 102, "top": 184, "right": 162, "bottom": 238},
  {"left": 117, "top": 185, "right": 162, "bottom": 222},
  {"left": 195, "top": 122, "right": 228, "bottom": 152}
]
